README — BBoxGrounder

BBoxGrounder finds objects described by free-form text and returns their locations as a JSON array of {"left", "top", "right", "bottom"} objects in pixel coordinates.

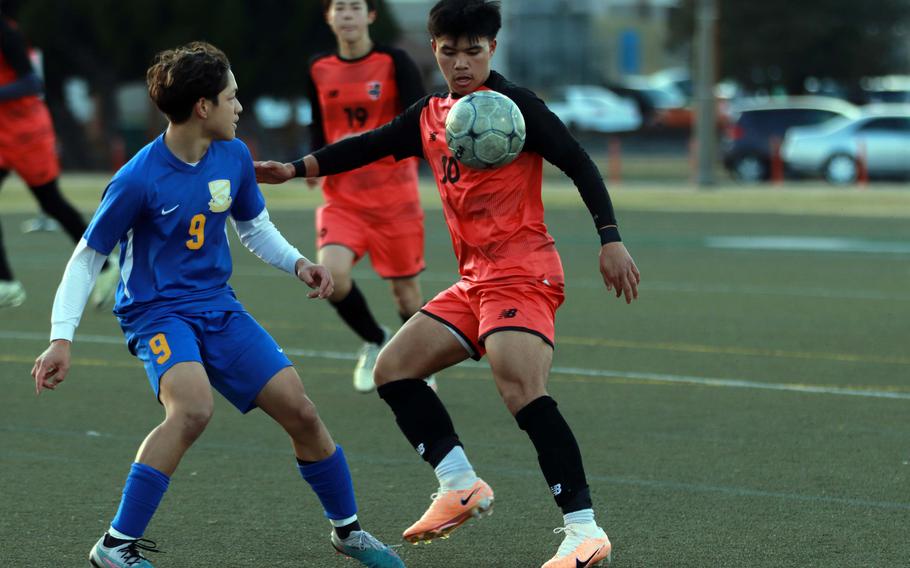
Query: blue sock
[
  {"left": 111, "top": 462, "right": 170, "bottom": 539},
  {"left": 297, "top": 445, "right": 358, "bottom": 521}
]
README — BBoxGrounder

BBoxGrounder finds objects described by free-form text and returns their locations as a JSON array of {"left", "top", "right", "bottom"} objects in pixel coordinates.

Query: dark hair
[
  {"left": 428, "top": 0, "right": 501, "bottom": 41},
  {"left": 321, "top": 0, "right": 376, "bottom": 14},
  {"left": 146, "top": 41, "right": 230, "bottom": 124}
]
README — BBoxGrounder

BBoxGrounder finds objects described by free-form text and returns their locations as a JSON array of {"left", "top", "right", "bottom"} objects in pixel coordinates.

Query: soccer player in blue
[{"left": 30, "top": 42, "right": 405, "bottom": 568}]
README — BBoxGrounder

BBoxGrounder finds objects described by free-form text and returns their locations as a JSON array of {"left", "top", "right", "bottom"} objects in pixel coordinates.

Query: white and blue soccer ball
[{"left": 445, "top": 90, "right": 526, "bottom": 169}]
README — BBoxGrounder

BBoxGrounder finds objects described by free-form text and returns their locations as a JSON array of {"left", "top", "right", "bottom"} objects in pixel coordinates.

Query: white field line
[
  {"left": 227, "top": 268, "right": 910, "bottom": 302},
  {"left": 2, "top": 330, "right": 908, "bottom": 400}
]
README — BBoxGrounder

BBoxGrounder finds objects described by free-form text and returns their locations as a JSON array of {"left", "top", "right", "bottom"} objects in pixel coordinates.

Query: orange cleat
[
  {"left": 402, "top": 478, "right": 494, "bottom": 544},
  {"left": 541, "top": 523, "right": 612, "bottom": 568}
]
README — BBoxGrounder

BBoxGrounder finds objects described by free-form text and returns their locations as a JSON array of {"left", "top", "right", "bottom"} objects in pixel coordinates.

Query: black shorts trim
[
  {"left": 479, "top": 326, "right": 555, "bottom": 350},
  {"left": 419, "top": 308, "right": 482, "bottom": 361}
]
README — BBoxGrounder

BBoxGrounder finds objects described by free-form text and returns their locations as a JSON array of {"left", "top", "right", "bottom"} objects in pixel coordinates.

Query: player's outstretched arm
[
  {"left": 32, "top": 340, "right": 72, "bottom": 395},
  {"left": 599, "top": 241, "right": 641, "bottom": 304},
  {"left": 294, "top": 258, "right": 334, "bottom": 299},
  {"left": 254, "top": 155, "right": 322, "bottom": 185}
]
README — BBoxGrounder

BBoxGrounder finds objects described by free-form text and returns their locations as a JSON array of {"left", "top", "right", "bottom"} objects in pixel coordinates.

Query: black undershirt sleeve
[
  {"left": 0, "top": 19, "right": 43, "bottom": 102},
  {"left": 0, "top": 19, "right": 34, "bottom": 76},
  {"left": 302, "top": 96, "right": 428, "bottom": 177},
  {"left": 488, "top": 73, "right": 621, "bottom": 244},
  {"left": 389, "top": 47, "right": 426, "bottom": 109},
  {"left": 305, "top": 56, "right": 327, "bottom": 152}
]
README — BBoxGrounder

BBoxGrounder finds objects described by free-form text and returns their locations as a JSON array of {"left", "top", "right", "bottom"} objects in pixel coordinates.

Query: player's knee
[
  {"left": 496, "top": 377, "right": 543, "bottom": 416},
  {"left": 174, "top": 404, "right": 213, "bottom": 442},
  {"left": 373, "top": 349, "right": 399, "bottom": 387},
  {"left": 291, "top": 396, "right": 322, "bottom": 432},
  {"left": 391, "top": 280, "right": 421, "bottom": 313}
]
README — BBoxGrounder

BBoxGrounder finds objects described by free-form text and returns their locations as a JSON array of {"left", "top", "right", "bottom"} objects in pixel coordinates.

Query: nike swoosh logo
[
  {"left": 161, "top": 205, "right": 180, "bottom": 215},
  {"left": 460, "top": 487, "right": 480, "bottom": 506},
  {"left": 276, "top": 347, "right": 284, "bottom": 353},
  {"left": 576, "top": 546, "right": 603, "bottom": 568}
]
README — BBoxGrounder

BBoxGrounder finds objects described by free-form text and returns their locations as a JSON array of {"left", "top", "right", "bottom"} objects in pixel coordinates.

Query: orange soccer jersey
[
  {"left": 312, "top": 70, "right": 621, "bottom": 287},
  {"left": 420, "top": 90, "right": 564, "bottom": 287},
  {"left": 308, "top": 47, "right": 423, "bottom": 221}
]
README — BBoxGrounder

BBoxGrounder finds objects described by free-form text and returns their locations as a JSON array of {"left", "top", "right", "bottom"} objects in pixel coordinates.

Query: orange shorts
[
  {"left": 0, "top": 109, "right": 60, "bottom": 187},
  {"left": 421, "top": 278, "right": 565, "bottom": 360},
  {"left": 316, "top": 204, "right": 425, "bottom": 279}
]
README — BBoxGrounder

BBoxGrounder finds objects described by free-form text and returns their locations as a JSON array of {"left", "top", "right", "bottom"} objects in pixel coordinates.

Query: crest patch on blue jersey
[{"left": 208, "top": 179, "right": 232, "bottom": 213}]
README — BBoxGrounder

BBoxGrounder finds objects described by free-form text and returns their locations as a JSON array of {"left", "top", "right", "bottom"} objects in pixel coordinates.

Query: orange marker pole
[
  {"left": 608, "top": 137, "right": 622, "bottom": 187},
  {"left": 770, "top": 136, "right": 784, "bottom": 186}
]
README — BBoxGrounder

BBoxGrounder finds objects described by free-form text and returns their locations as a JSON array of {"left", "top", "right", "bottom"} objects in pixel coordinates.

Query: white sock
[
  {"left": 107, "top": 526, "right": 139, "bottom": 541},
  {"left": 330, "top": 514, "right": 358, "bottom": 528},
  {"left": 434, "top": 446, "right": 477, "bottom": 491},
  {"left": 563, "top": 508, "right": 595, "bottom": 527}
]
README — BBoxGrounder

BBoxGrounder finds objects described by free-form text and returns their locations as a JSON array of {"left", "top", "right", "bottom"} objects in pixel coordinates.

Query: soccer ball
[{"left": 445, "top": 90, "right": 526, "bottom": 169}]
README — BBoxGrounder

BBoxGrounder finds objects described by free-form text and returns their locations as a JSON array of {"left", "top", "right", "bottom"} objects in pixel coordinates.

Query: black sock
[
  {"left": 330, "top": 282, "right": 384, "bottom": 344},
  {"left": 516, "top": 396, "right": 592, "bottom": 514},
  {"left": 0, "top": 171, "right": 12, "bottom": 280},
  {"left": 29, "top": 179, "right": 89, "bottom": 243},
  {"left": 377, "top": 379, "right": 461, "bottom": 467},
  {"left": 103, "top": 533, "right": 135, "bottom": 547},
  {"left": 0, "top": 218, "right": 13, "bottom": 281},
  {"left": 334, "top": 520, "right": 362, "bottom": 540}
]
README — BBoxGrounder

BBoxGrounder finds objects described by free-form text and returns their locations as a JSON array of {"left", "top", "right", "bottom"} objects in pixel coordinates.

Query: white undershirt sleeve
[
  {"left": 231, "top": 209, "right": 307, "bottom": 275},
  {"left": 50, "top": 239, "right": 108, "bottom": 342}
]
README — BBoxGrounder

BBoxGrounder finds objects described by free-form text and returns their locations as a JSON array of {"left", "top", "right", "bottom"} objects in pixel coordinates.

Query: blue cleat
[{"left": 331, "top": 530, "right": 405, "bottom": 568}]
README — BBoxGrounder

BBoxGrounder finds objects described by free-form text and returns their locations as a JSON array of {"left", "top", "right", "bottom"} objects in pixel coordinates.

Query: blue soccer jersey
[{"left": 84, "top": 134, "right": 265, "bottom": 326}]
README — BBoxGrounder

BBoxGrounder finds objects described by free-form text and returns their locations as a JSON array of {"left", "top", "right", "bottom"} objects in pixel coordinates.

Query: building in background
[{"left": 386, "top": 0, "right": 681, "bottom": 94}]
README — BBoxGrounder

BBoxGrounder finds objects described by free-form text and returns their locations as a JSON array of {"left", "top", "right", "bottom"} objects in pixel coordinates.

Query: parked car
[
  {"left": 781, "top": 108, "right": 910, "bottom": 184},
  {"left": 722, "top": 97, "right": 861, "bottom": 182},
  {"left": 547, "top": 85, "right": 642, "bottom": 133},
  {"left": 607, "top": 76, "right": 687, "bottom": 127},
  {"left": 860, "top": 75, "right": 910, "bottom": 104}
]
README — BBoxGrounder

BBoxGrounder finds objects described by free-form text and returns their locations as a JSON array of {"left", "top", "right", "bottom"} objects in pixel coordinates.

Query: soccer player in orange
[
  {"left": 0, "top": 5, "right": 118, "bottom": 308},
  {"left": 309, "top": 0, "right": 434, "bottom": 393},
  {"left": 256, "top": 1, "right": 640, "bottom": 566}
]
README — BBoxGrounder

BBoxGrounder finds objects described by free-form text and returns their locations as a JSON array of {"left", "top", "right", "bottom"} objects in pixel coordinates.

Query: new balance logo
[
  {"left": 429, "top": 131, "right": 438, "bottom": 141},
  {"left": 498, "top": 308, "right": 518, "bottom": 319},
  {"left": 550, "top": 483, "right": 562, "bottom": 496},
  {"left": 416, "top": 443, "right": 425, "bottom": 456}
]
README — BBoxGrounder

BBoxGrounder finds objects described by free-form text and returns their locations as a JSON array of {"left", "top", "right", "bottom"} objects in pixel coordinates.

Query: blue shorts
[{"left": 122, "top": 310, "right": 293, "bottom": 413}]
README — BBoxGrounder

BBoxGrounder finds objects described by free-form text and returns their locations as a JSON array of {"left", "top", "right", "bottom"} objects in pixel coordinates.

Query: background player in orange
[
  {"left": 308, "top": 0, "right": 435, "bottom": 393},
  {"left": 256, "top": 1, "right": 640, "bottom": 566},
  {"left": 0, "top": 1, "right": 117, "bottom": 309}
]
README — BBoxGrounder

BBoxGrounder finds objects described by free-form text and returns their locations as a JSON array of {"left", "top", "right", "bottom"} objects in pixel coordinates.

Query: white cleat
[
  {"left": 0, "top": 280, "right": 26, "bottom": 308},
  {"left": 541, "top": 522, "right": 612, "bottom": 568},
  {"left": 353, "top": 326, "right": 390, "bottom": 393}
]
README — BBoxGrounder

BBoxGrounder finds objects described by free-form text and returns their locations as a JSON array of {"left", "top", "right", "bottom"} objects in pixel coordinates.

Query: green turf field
[{"left": 2, "top": 175, "right": 909, "bottom": 567}]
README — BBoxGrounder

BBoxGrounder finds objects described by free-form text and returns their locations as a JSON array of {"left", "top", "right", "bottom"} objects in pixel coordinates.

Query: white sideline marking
[
  {"left": 229, "top": 267, "right": 910, "bottom": 302},
  {"left": 2, "top": 330, "right": 908, "bottom": 400},
  {"left": 705, "top": 236, "right": 910, "bottom": 254}
]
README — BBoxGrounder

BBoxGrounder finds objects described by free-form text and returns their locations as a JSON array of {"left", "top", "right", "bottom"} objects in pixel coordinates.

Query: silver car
[
  {"left": 546, "top": 85, "right": 642, "bottom": 134},
  {"left": 781, "top": 108, "right": 910, "bottom": 184}
]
